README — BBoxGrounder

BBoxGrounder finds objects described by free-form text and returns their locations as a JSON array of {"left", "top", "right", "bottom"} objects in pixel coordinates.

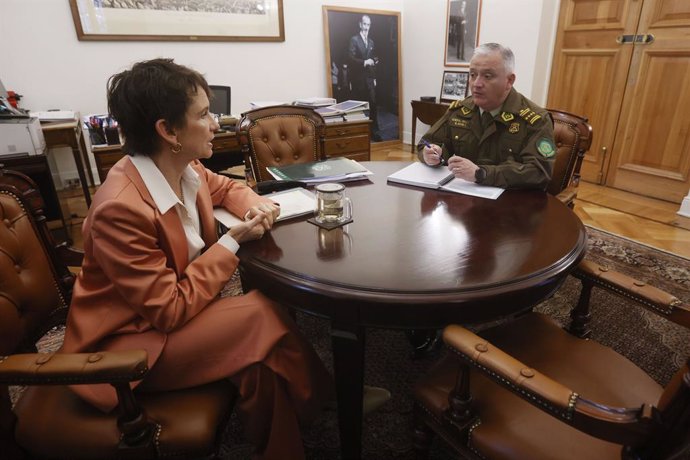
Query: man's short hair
[{"left": 473, "top": 43, "right": 515, "bottom": 74}]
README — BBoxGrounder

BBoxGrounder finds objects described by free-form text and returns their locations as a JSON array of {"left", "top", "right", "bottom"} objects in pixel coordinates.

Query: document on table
[
  {"left": 214, "top": 187, "right": 316, "bottom": 228},
  {"left": 387, "top": 162, "right": 504, "bottom": 200}
]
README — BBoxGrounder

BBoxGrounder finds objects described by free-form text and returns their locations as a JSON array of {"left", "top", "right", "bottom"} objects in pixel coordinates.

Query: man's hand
[
  {"left": 227, "top": 214, "right": 267, "bottom": 243},
  {"left": 422, "top": 144, "right": 443, "bottom": 166},
  {"left": 447, "top": 156, "right": 480, "bottom": 181},
  {"left": 245, "top": 203, "right": 280, "bottom": 230},
  {"left": 364, "top": 58, "right": 375, "bottom": 67}
]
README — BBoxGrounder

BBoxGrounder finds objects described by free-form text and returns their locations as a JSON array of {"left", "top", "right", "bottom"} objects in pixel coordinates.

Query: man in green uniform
[{"left": 418, "top": 42, "right": 556, "bottom": 190}]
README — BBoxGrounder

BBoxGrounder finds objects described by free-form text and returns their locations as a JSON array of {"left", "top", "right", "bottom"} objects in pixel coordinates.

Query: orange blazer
[{"left": 61, "top": 156, "right": 272, "bottom": 412}]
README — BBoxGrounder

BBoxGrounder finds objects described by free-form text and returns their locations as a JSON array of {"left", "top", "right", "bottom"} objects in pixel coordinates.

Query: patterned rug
[
  {"left": 217, "top": 226, "right": 690, "bottom": 459},
  {"left": 12, "top": 226, "right": 689, "bottom": 459}
]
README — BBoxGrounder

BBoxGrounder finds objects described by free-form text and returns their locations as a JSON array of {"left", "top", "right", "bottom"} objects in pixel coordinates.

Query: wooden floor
[{"left": 56, "top": 142, "right": 690, "bottom": 259}]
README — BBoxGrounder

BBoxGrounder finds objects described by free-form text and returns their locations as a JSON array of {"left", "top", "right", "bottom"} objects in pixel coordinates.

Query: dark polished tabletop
[{"left": 237, "top": 161, "right": 587, "bottom": 459}]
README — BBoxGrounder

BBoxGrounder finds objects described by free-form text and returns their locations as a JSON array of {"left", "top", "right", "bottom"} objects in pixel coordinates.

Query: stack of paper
[
  {"left": 214, "top": 187, "right": 316, "bottom": 228},
  {"left": 293, "top": 97, "right": 336, "bottom": 107},
  {"left": 267, "top": 157, "right": 373, "bottom": 184},
  {"left": 387, "top": 162, "right": 504, "bottom": 200},
  {"left": 29, "top": 110, "right": 76, "bottom": 121},
  {"left": 315, "top": 100, "right": 370, "bottom": 123}
]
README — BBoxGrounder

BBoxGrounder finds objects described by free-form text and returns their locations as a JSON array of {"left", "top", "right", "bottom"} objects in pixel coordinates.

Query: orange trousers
[{"left": 139, "top": 290, "right": 333, "bottom": 459}]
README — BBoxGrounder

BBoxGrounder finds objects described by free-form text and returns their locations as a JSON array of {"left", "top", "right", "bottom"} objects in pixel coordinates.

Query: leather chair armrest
[
  {"left": 0, "top": 350, "right": 148, "bottom": 385},
  {"left": 442, "top": 324, "right": 656, "bottom": 445},
  {"left": 555, "top": 187, "right": 577, "bottom": 208},
  {"left": 574, "top": 260, "right": 689, "bottom": 327}
]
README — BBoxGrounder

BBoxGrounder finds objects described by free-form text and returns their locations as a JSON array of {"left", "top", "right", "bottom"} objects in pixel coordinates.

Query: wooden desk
[
  {"left": 92, "top": 120, "right": 372, "bottom": 181},
  {"left": 237, "top": 161, "right": 587, "bottom": 460},
  {"left": 410, "top": 100, "right": 449, "bottom": 153},
  {"left": 41, "top": 120, "right": 93, "bottom": 207}
]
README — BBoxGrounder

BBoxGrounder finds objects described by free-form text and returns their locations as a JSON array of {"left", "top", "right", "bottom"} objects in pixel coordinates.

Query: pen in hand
[{"left": 420, "top": 139, "right": 445, "bottom": 165}]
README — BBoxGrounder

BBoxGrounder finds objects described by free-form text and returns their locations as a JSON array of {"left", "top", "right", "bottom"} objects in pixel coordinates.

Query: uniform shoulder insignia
[
  {"left": 536, "top": 137, "right": 556, "bottom": 158},
  {"left": 449, "top": 100, "right": 461, "bottom": 110},
  {"left": 519, "top": 107, "right": 542, "bottom": 125}
]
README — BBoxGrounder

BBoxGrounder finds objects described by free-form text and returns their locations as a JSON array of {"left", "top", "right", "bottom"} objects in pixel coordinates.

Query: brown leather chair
[
  {"left": 546, "top": 108, "right": 593, "bottom": 208},
  {"left": 412, "top": 266, "right": 690, "bottom": 458},
  {"left": 0, "top": 168, "right": 236, "bottom": 459},
  {"left": 236, "top": 105, "right": 326, "bottom": 183}
]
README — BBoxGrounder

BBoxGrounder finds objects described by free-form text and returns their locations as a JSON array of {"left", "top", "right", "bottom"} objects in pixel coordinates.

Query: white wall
[
  {"left": 402, "top": 0, "right": 558, "bottom": 145},
  {"left": 0, "top": 0, "right": 557, "bottom": 182}
]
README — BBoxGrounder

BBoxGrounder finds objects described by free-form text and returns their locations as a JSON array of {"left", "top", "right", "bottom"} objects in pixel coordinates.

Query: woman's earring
[{"left": 171, "top": 142, "right": 183, "bottom": 154}]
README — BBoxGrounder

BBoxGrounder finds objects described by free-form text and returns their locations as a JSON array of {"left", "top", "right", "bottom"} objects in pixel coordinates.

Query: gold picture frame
[
  {"left": 444, "top": 0, "right": 482, "bottom": 66},
  {"left": 69, "top": 0, "right": 284, "bottom": 42}
]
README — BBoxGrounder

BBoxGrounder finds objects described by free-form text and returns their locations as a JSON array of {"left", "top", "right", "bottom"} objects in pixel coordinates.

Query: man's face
[
  {"left": 469, "top": 51, "right": 515, "bottom": 111},
  {"left": 360, "top": 17, "right": 371, "bottom": 34}
]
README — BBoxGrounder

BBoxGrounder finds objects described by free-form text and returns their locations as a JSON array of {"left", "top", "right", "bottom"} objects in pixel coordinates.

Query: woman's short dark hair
[{"left": 107, "top": 58, "right": 210, "bottom": 156}]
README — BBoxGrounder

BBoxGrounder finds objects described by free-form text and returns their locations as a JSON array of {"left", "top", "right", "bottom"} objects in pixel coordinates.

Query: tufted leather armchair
[
  {"left": 237, "top": 105, "right": 326, "bottom": 183},
  {"left": 412, "top": 254, "right": 690, "bottom": 456},
  {"left": 545, "top": 109, "right": 593, "bottom": 208},
  {"left": 0, "top": 168, "right": 236, "bottom": 459}
]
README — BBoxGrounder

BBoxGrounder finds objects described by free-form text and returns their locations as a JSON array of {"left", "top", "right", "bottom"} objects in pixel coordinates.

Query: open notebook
[
  {"left": 214, "top": 187, "right": 316, "bottom": 228},
  {"left": 387, "top": 162, "right": 504, "bottom": 200}
]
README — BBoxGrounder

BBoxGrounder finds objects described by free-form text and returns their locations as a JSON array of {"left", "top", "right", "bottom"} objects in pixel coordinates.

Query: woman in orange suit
[{"left": 60, "top": 58, "right": 333, "bottom": 459}]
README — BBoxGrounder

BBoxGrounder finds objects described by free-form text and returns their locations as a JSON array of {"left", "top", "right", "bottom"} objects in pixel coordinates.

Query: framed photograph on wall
[
  {"left": 69, "top": 0, "right": 284, "bottom": 41},
  {"left": 323, "top": 6, "right": 402, "bottom": 143},
  {"left": 440, "top": 70, "right": 469, "bottom": 103},
  {"left": 444, "top": 0, "right": 482, "bottom": 66}
]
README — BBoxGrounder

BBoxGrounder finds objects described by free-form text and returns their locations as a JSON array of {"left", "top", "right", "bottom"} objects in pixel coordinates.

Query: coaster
[{"left": 307, "top": 217, "right": 353, "bottom": 230}]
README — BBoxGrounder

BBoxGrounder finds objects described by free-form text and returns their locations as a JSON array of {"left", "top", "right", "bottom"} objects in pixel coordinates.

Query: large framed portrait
[
  {"left": 69, "top": 0, "right": 284, "bottom": 41},
  {"left": 323, "top": 6, "right": 402, "bottom": 143},
  {"left": 440, "top": 70, "right": 469, "bottom": 103},
  {"left": 444, "top": 0, "right": 482, "bottom": 66}
]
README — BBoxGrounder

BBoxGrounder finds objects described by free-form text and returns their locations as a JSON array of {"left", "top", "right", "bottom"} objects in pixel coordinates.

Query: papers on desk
[
  {"left": 29, "top": 110, "right": 76, "bottom": 121},
  {"left": 267, "top": 157, "right": 373, "bottom": 184},
  {"left": 387, "top": 162, "right": 504, "bottom": 200},
  {"left": 214, "top": 187, "right": 316, "bottom": 228}
]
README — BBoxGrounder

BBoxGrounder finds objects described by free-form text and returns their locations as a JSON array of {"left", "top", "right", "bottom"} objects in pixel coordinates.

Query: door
[
  {"left": 548, "top": 0, "right": 690, "bottom": 203},
  {"left": 548, "top": 0, "right": 643, "bottom": 184},
  {"left": 607, "top": 0, "right": 690, "bottom": 203}
]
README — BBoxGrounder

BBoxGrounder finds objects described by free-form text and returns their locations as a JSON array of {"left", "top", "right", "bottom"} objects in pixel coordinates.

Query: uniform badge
[
  {"left": 450, "top": 118, "right": 469, "bottom": 128},
  {"left": 460, "top": 106, "right": 471, "bottom": 116},
  {"left": 509, "top": 122, "right": 520, "bottom": 134},
  {"left": 536, "top": 137, "right": 556, "bottom": 158},
  {"left": 500, "top": 112, "right": 515, "bottom": 122}
]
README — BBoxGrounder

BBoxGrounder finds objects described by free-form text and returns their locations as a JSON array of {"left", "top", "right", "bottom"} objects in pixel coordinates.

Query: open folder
[
  {"left": 387, "top": 162, "right": 504, "bottom": 200},
  {"left": 214, "top": 187, "right": 316, "bottom": 228}
]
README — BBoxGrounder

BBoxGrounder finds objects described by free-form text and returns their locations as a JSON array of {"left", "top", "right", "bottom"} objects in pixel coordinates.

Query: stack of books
[
  {"left": 267, "top": 157, "right": 373, "bottom": 184},
  {"left": 315, "top": 100, "right": 370, "bottom": 124}
]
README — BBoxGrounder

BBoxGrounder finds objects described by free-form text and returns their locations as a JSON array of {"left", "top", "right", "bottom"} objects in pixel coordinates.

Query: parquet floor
[{"left": 56, "top": 142, "right": 690, "bottom": 259}]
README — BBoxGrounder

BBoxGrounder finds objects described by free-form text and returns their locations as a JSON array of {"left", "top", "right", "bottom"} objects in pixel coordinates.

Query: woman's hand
[
  {"left": 245, "top": 203, "right": 281, "bottom": 230},
  {"left": 227, "top": 214, "right": 267, "bottom": 243}
]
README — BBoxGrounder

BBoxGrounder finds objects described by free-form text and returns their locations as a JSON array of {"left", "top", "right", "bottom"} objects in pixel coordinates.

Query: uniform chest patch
[
  {"left": 536, "top": 137, "right": 556, "bottom": 158},
  {"left": 508, "top": 122, "right": 520, "bottom": 134},
  {"left": 450, "top": 118, "right": 470, "bottom": 128}
]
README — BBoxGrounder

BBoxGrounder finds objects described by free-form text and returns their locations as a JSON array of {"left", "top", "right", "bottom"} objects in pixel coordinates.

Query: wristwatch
[{"left": 474, "top": 166, "right": 487, "bottom": 183}]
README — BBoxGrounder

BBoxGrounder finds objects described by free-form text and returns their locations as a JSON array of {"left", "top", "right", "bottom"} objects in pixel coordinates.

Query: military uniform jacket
[{"left": 419, "top": 88, "right": 555, "bottom": 190}]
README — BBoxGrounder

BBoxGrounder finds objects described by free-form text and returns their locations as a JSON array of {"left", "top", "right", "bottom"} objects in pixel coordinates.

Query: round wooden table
[{"left": 238, "top": 161, "right": 587, "bottom": 459}]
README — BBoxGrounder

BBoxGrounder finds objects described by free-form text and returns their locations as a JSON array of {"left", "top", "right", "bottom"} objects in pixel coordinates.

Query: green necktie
[{"left": 481, "top": 111, "right": 494, "bottom": 132}]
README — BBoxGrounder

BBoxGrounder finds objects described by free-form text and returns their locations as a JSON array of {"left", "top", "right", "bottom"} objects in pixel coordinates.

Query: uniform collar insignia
[{"left": 500, "top": 112, "right": 515, "bottom": 122}]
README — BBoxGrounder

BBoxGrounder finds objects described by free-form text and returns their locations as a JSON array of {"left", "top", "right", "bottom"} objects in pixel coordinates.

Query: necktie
[{"left": 481, "top": 111, "right": 493, "bottom": 132}]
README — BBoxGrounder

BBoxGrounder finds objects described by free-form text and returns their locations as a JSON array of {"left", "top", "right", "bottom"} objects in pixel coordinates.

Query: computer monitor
[{"left": 209, "top": 85, "right": 231, "bottom": 116}]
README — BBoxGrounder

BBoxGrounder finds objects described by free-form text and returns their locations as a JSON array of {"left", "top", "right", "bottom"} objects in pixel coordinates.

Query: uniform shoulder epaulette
[
  {"left": 449, "top": 100, "right": 462, "bottom": 110},
  {"left": 518, "top": 107, "right": 542, "bottom": 125}
]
